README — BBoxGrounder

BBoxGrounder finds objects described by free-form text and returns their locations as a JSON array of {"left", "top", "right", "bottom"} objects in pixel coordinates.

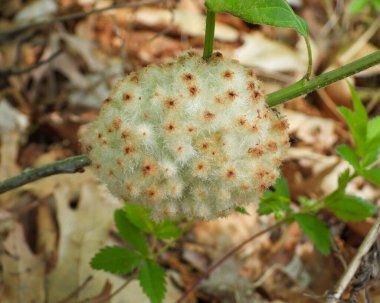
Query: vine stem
[
  {"left": 0, "top": 155, "right": 91, "bottom": 194},
  {"left": 0, "top": 53, "right": 379, "bottom": 194},
  {"left": 266, "top": 50, "right": 380, "bottom": 107},
  {"left": 202, "top": 10, "right": 216, "bottom": 61},
  {"left": 326, "top": 215, "right": 380, "bottom": 303},
  {"left": 175, "top": 220, "right": 284, "bottom": 303}
]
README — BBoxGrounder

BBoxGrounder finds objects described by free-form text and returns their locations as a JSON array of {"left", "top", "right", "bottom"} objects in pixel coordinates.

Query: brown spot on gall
[
  {"left": 95, "top": 163, "right": 101, "bottom": 170},
  {"left": 130, "top": 74, "right": 139, "bottom": 83},
  {"left": 121, "top": 130, "right": 130, "bottom": 140},
  {"left": 227, "top": 90, "right": 238, "bottom": 100},
  {"left": 187, "top": 127, "right": 195, "bottom": 133},
  {"left": 124, "top": 145, "right": 135, "bottom": 155},
  {"left": 113, "top": 117, "right": 121, "bottom": 130},
  {"left": 182, "top": 73, "right": 194, "bottom": 81},
  {"left": 214, "top": 96, "right": 222, "bottom": 104},
  {"left": 104, "top": 98, "right": 111, "bottom": 105},
  {"left": 107, "top": 127, "right": 113, "bottom": 133},
  {"left": 272, "top": 120, "right": 288, "bottom": 131},
  {"left": 97, "top": 133, "right": 103, "bottom": 139},
  {"left": 238, "top": 118, "right": 246, "bottom": 126},
  {"left": 223, "top": 70, "right": 234, "bottom": 79},
  {"left": 267, "top": 141, "right": 278, "bottom": 151},
  {"left": 203, "top": 110, "right": 215, "bottom": 120},
  {"left": 247, "top": 69, "right": 254, "bottom": 77},
  {"left": 259, "top": 184, "right": 267, "bottom": 192},
  {"left": 164, "top": 98, "right": 176, "bottom": 109},
  {"left": 248, "top": 147, "right": 264, "bottom": 157},
  {"left": 108, "top": 169, "right": 115, "bottom": 176},
  {"left": 226, "top": 169, "right": 236, "bottom": 179},
  {"left": 188, "top": 86, "right": 198, "bottom": 96},
  {"left": 247, "top": 81, "right": 256, "bottom": 90},
  {"left": 123, "top": 92, "right": 132, "bottom": 102},
  {"left": 116, "top": 159, "right": 124, "bottom": 167},
  {"left": 214, "top": 52, "right": 223, "bottom": 58},
  {"left": 164, "top": 123, "right": 175, "bottom": 132}
]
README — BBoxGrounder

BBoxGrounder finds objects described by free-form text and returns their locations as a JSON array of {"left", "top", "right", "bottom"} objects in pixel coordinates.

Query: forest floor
[{"left": 0, "top": 0, "right": 379, "bottom": 302}]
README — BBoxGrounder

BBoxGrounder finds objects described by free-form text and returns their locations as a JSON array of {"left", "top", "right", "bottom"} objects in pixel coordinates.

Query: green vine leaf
[
  {"left": 154, "top": 219, "right": 182, "bottom": 240},
  {"left": 90, "top": 246, "right": 143, "bottom": 274},
  {"left": 114, "top": 209, "right": 149, "bottom": 256},
  {"left": 336, "top": 144, "right": 360, "bottom": 170},
  {"left": 139, "top": 259, "right": 167, "bottom": 303},
  {"left": 326, "top": 195, "right": 376, "bottom": 221},
  {"left": 294, "top": 213, "right": 331, "bottom": 255},
  {"left": 205, "top": 0, "right": 308, "bottom": 37}
]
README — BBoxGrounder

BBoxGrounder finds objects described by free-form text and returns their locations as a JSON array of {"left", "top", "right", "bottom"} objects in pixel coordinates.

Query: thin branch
[
  {"left": 266, "top": 50, "right": 380, "bottom": 107},
  {"left": 175, "top": 220, "right": 284, "bottom": 303},
  {"left": 0, "top": 49, "right": 62, "bottom": 76},
  {"left": 0, "top": 155, "right": 91, "bottom": 194},
  {"left": 0, "top": 0, "right": 166, "bottom": 38},
  {"left": 57, "top": 276, "right": 94, "bottom": 303},
  {"left": 78, "top": 270, "right": 138, "bottom": 303},
  {"left": 326, "top": 216, "right": 380, "bottom": 303}
]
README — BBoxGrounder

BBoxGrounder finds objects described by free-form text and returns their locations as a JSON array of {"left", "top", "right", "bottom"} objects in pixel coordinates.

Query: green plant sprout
[{"left": 0, "top": 1, "right": 379, "bottom": 303}]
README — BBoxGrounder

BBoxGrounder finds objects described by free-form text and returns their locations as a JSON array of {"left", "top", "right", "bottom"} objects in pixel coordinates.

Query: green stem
[
  {"left": 203, "top": 10, "right": 216, "bottom": 61},
  {"left": 266, "top": 50, "right": 380, "bottom": 107},
  {"left": 0, "top": 155, "right": 91, "bottom": 194},
  {"left": 304, "top": 36, "right": 313, "bottom": 80}
]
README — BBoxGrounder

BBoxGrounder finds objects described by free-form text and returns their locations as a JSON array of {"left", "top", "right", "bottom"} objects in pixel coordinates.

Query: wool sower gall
[{"left": 81, "top": 50, "right": 290, "bottom": 220}]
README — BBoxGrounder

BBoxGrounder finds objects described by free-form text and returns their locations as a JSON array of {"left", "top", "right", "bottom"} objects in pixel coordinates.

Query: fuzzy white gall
[{"left": 81, "top": 51, "right": 289, "bottom": 220}]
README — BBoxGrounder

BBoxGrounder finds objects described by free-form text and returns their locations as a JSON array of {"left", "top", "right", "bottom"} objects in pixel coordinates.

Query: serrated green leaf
[
  {"left": 205, "top": 0, "right": 308, "bottom": 37},
  {"left": 90, "top": 246, "right": 143, "bottom": 274},
  {"left": 367, "top": 116, "right": 380, "bottom": 142},
  {"left": 258, "top": 176, "right": 290, "bottom": 216},
  {"left": 124, "top": 204, "right": 155, "bottom": 233},
  {"left": 326, "top": 195, "right": 376, "bottom": 221},
  {"left": 114, "top": 209, "right": 149, "bottom": 256},
  {"left": 294, "top": 214, "right": 331, "bottom": 255},
  {"left": 139, "top": 260, "right": 167, "bottom": 303},
  {"left": 154, "top": 219, "right": 182, "bottom": 239},
  {"left": 362, "top": 168, "right": 380, "bottom": 187},
  {"left": 235, "top": 207, "right": 250, "bottom": 215},
  {"left": 338, "top": 169, "right": 351, "bottom": 190},
  {"left": 350, "top": 0, "right": 370, "bottom": 13},
  {"left": 336, "top": 144, "right": 360, "bottom": 169},
  {"left": 338, "top": 107, "right": 367, "bottom": 156}
]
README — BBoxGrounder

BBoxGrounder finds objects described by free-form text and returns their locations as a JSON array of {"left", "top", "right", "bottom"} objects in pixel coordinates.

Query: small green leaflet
[
  {"left": 139, "top": 259, "right": 167, "bottom": 303},
  {"left": 325, "top": 194, "right": 376, "bottom": 221},
  {"left": 154, "top": 219, "right": 182, "bottom": 240},
  {"left": 124, "top": 204, "right": 182, "bottom": 239},
  {"left": 338, "top": 169, "right": 351, "bottom": 190},
  {"left": 362, "top": 168, "right": 380, "bottom": 187},
  {"left": 125, "top": 204, "right": 156, "bottom": 233},
  {"left": 350, "top": 0, "right": 380, "bottom": 13},
  {"left": 235, "top": 207, "right": 250, "bottom": 215},
  {"left": 114, "top": 209, "right": 149, "bottom": 256},
  {"left": 336, "top": 144, "right": 360, "bottom": 170},
  {"left": 338, "top": 84, "right": 368, "bottom": 156},
  {"left": 258, "top": 176, "right": 291, "bottom": 216},
  {"left": 90, "top": 246, "right": 143, "bottom": 274},
  {"left": 294, "top": 214, "right": 331, "bottom": 255},
  {"left": 206, "top": 0, "right": 308, "bottom": 37}
]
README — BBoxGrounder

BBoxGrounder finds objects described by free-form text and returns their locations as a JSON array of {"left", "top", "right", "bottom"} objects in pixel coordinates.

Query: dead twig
[
  {"left": 175, "top": 220, "right": 284, "bottom": 303},
  {"left": 0, "top": 155, "right": 91, "bottom": 194},
  {"left": 326, "top": 216, "right": 380, "bottom": 303},
  {"left": 0, "top": 49, "right": 62, "bottom": 77},
  {"left": 0, "top": 0, "right": 167, "bottom": 38},
  {"left": 57, "top": 276, "right": 94, "bottom": 303}
]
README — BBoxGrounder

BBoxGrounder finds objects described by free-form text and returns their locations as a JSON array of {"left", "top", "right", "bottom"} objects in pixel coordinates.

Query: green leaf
[
  {"left": 205, "top": 0, "right": 308, "bottom": 37},
  {"left": 124, "top": 204, "right": 155, "bottom": 233},
  {"left": 298, "top": 196, "right": 319, "bottom": 211},
  {"left": 258, "top": 176, "right": 291, "bottom": 216},
  {"left": 139, "top": 259, "right": 167, "bottom": 303},
  {"left": 338, "top": 169, "right": 351, "bottom": 190},
  {"left": 235, "top": 207, "right": 250, "bottom": 215},
  {"left": 294, "top": 214, "right": 331, "bottom": 255},
  {"left": 338, "top": 84, "right": 368, "bottom": 156},
  {"left": 367, "top": 116, "right": 380, "bottom": 142},
  {"left": 350, "top": 0, "right": 370, "bottom": 13},
  {"left": 154, "top": 219, "right": 182, "bottom": 240},
  {"left": 326, "top": 194, "right": 376, "bottom": 221},
  {"left": 90, "top": 246, "right": 143, "bottom": 274},
  {"left": 336, "top": 144, "right": 360, "bottom": 169},
  {"left": 114, "top": 209, "right": 149, "bottom": 256},
  {"left": 362, "top": 168, "right": 380, "bottom": 187}
]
